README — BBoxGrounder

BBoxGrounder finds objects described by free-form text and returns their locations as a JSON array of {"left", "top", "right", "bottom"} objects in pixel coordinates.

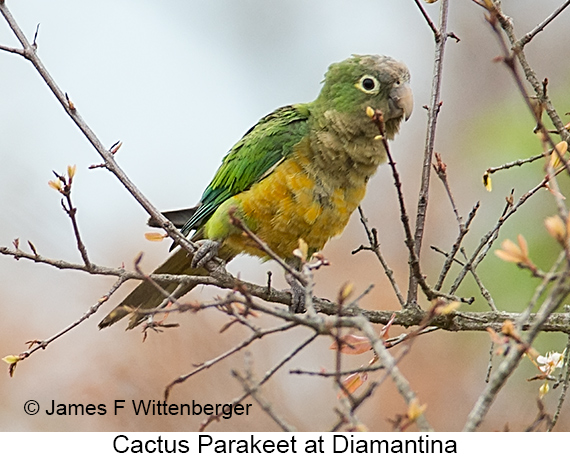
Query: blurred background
[{"left": 1, "top": 0, "right": 570, "bottom": 432}]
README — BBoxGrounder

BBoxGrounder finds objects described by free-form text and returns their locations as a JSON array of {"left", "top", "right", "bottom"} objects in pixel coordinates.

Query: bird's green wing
[{"left": 180, "top": 104, "right": 310, "bottom": 237}]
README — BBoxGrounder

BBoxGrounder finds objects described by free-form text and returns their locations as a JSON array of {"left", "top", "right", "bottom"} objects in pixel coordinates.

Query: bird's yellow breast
[{"left": 207, "top": 148, "right": 367, "bottom": 261}]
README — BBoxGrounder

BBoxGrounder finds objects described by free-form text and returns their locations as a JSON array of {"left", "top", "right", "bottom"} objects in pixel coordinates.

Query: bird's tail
[{"left": 98, "top": 247, "right": 203, "bottom": 330}]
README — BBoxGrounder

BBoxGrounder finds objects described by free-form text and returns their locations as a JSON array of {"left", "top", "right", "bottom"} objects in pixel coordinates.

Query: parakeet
[{"left": 99, "top": 54, "right": 413, "bottom": 329}]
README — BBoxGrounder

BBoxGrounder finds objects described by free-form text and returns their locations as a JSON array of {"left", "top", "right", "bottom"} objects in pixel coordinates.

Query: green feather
[{"left": 180, "top": 104, "right": 310, "bottom": 237}]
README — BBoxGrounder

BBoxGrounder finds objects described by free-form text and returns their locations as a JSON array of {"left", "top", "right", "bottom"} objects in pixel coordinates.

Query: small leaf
[
  {"left": 293, "top": 238, "right": 308, "bottom": 261},
  {"left": 48, "top": 178, "right": 63, "bottom": 192},
  {"left": 27, "top": 240, "right": 38, "bottom": 257},
  {"left": 144, "top": 232, "right": 167, "bottom": 242},
  {"left": 501, "top": 319, "right": 516, "bottom": 337},
  {"left": 483, "top": 172, "right": 492, "bottom": 192},
  {"left": 365, "top": 106, "right": 375, "bottom": 119},
  {"left": 2, "top": 355, "right": 20, "bottom": 365},
  {"left": 337, "top": 282, "right": 354, "bottom": 304},
  {"left": 2, "top": 355, "right": 21, "bottom": 377},
  {"left": 110, "top": 141, "right": 123, "bottom": 154},
  {"left": 338, "top": 371, "right": 368, "bottom": 398},
  {"left": 550, "top": 141, "right": 568, "bottom": 169},
  {"left": 330, "top": 334, "right": 372, "bottom": 355},
  {"left": 435, "top": 301, "right": 460, "bottom": 315},
  {"left": 495, "top": 239, "right": 524, "bottom": 263},
  {"left": 539, "top": 381, "right": 549, "bottom": 398},
  {"left": 67, "top": 164, "right": 77, "bottom": 180},
  {"left": 517, "top": 234, "right": 529, "bottom": 259},
  {"left": 407, "top": 398, "right": 427, "bottom": 421},
  {"left": 379, "top": 313, "right": 397, "bottom": 339},
  {"left": 545, "top": 215, "right": 566, "bottom": 244}
]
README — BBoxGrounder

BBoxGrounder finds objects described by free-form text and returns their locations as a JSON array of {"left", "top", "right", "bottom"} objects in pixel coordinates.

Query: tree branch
[{"left": 408, "top": 0, "right": 451, "bottom": 304}]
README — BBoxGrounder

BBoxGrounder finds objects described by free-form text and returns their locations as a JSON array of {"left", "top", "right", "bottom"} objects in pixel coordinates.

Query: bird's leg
[
  {"left": 191, "top": 239, "right": 221, "bottom": 268},
  {"left": 284, "top": 258, "right": 307, "bottom": 313},
  {"left": 285, "top": 271, "right": 306, "bottom": 313}
]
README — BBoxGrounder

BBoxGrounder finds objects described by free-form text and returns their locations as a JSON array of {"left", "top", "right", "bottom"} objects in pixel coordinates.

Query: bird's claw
[
  {"left": 191, "top": 239, "right": 221, "bottom": 269},
  {"left": 285, "top": 272, "right": 306, "bottom": 313}
]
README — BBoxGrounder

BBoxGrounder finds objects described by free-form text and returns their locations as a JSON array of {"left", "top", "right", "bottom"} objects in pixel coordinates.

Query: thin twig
[
  {"left": 412, "top": 0, "right": 439, "bottom": 38},
  {"left": 461, "top": 248, "right": 497, "bottom": 311},
  {"left": 486, "top": 3, "right": 570, "bottom": 220},
  {"left": 232, "top": 368, "right": 296, "bottom": 432},
  {"left": 199, "top": 333, "right": 318, "bottom": 431},
  {"left": 485, "top": 343, "right": 495, "bottom": 383},
  {"left": 3, "top": 243, "right": 570, "bottom": 332},
  {"left": 433, "top": 152, "right": 461, "bottom": 227},
  {"left": 409, "top": 0, "right": 451, "bottom": 304},
  {"left": 369, "top": 109, "right": 435, "bottom": 304},
  {"left": 131, "top": 252, "right": 196, "bottom": 325},
  {"left": 15, "top": 277, "right": 126, "bottom": 362},
  {"left": 164, "top": 321, "right": 297, "bottom": 401},
  {"left": 485, "top": 152, "right": 544, "bottom": 175},
  {"left": 355, "top": 314, "right": 433, "bottom": 431},
  {"left": 354, "top": 206, "right": 405, "bottom": 306},
  {"left": 449, "top": 177, "right": 548, "bottom": 294},
  {"left": 548, "top": 333, "right": 570, "bottom": 431},
  {"left": 52, "top": 170, "right": 92, "bottom": 269},
  {"left": 0, "top": 2, "right": 208, "bottom": 268},
  {"left": 524, "top": 399, "right": 552, "bottom": 432},
  {"left": 464, "top": 272, "right": 570, "bottom": 431},
  {"left": 516, "top": 0, "right": 570, "bottom": 49},
  {"left": 0, "top": 43, "right": 23, "bottom": 55},
  {"left": 491, "top": 2, "right": 570, "bottom": 145},
  {"left": 434, "top": 202, "right": 479, "bottom": 291},
  {"left": 164, "top": 322, "right": 296, "bottom": 401},
  {"left": 516, "top": 251, "right": 566, "bottom": 331},
  {"left": 330, "top": 381, "right": 380, "bottom": 432},
  {"left": 290, "top": 365, "right": 385, "bottom": 378}
]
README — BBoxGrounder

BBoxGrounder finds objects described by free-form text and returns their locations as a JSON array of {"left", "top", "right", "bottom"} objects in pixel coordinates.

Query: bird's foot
[
  {"left": 191, "top": 239, "right": 221, "bottom": 268},
  {"left": 285, "top": 272, "right": 306, "bottom": 313}
]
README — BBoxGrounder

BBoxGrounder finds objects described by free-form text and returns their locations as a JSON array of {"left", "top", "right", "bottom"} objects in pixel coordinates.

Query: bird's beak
[{"left": 389, "top": 82, "right": 413, "bottom": 121}]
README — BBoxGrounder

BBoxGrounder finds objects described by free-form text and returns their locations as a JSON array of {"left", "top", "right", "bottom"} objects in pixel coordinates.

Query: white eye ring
[{"left": 356, "top": 75, "right": 380, "bottom": 94}]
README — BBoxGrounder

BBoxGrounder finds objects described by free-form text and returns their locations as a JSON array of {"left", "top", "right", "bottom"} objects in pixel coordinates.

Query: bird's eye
[
  {"left": 356, "top": 75, "right": 380, "bottom": 94},
  {"left": 362, "top": 78, "right": 375, "bottom": 90}
]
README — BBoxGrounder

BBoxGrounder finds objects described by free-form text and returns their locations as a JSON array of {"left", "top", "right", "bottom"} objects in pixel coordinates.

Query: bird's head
[{"left": 317, "top": 54, "right": 413, "bottom": 138}]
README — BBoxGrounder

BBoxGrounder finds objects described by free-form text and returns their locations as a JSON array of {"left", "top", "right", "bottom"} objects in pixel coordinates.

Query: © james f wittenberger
[{"left": 39, "top": 399, "right": 251, "bottom": 419}]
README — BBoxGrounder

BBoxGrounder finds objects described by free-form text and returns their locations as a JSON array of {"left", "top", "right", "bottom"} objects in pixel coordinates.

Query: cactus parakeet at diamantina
[{"left": 99, "top": 54, "right": 413, "bottom": 330}]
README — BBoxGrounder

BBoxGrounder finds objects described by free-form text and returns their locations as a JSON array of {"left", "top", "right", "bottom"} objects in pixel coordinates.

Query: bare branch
[
  {"left": 199, "top": 333, "right": 318, "bottom": 431},
  {"left": 464, "top": 273, "right": 570, "bottom": 431},
  {"left": 0, "top": 43, "right": 23, "bottom": 55},
  {"left": 353, "top": 206, "right": 405, "bottom": 306},
  {"left": 433, "top": 153, "right": 462, "bottom": 227},
  {"left": 516, "top": 0, "right": 570, "bottom": 49},
  {"left": 15, "top": 277, "right": 126, "bottom": 362},
  {"left": 491, "top": 2, "right": 570, "bottom": 144},
  {"left": 412, "top": 0, "right": 439, "bottom": 38},
  {"left": 0, "top": 1, "right": 206, "bottom": 267},
  {"left": 449, "top": 177, "right": 548, "bottom": 294},
  {"left": 485, "top": 152, "right": 544, "bottom": 175},
  {"left": 164, "top": 321, "right": 298, "bottom": 401},
  {"left": 434, "top": 202, "right": 479, "bottom": 291},
  {"left": 232, "top": 366, "right": 296, "bottom": 432},
  {"left": 409, "top": 0, "right": 452, "bottom": 304},
  {"left": 548, "top": 333, "right": 570, "bottom": 431}
]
